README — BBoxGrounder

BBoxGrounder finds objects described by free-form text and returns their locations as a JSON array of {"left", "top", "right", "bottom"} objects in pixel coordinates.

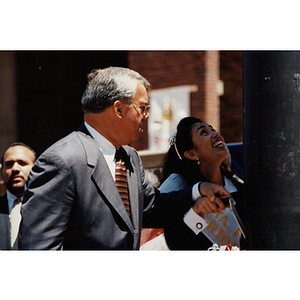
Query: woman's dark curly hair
[{"left": 160, "top": 117, "right": 232, "bottom": 186}]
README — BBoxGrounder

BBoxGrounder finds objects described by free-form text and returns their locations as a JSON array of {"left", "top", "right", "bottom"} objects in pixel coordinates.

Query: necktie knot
[
  {"left": 115, "top": 149, "right": 123, "bottom": 163},
  {"left": 13, "top": 198, "right": 22, "bottom": 207}
]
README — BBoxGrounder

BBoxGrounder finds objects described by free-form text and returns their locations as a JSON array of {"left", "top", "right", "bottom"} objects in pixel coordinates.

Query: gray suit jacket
[{"left": 19, "top": 124, "right": 194, "bottom": 250}]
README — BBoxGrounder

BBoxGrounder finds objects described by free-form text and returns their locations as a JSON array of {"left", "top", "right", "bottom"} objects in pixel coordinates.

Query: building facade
[{"left": 0, "top": 50, "right": 243, "bottom": 194}]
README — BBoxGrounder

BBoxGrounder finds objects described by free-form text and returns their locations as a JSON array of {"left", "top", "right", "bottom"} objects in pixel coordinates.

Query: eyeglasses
[{"left": 131, "top": 103, "right": 151, "bottom": 117}]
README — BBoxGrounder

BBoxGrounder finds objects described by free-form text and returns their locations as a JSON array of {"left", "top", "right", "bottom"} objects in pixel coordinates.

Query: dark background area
[{"left": 15, "top": 51, "right": 128, "bottom": 156}]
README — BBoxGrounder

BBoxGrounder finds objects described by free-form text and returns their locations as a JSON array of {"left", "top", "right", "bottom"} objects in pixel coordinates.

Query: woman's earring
[{"left": 197, "top": 159, "right": 201, "bottom": 165}]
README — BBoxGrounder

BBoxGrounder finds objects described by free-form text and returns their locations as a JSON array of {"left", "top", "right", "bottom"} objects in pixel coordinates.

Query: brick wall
[
  {"left": 204, "top": 51, "right": 220, "bottom": 131},
  {"left": 220, "top": 51, "right": 243, "bottom": 143},
  {"left": 128, "top": 50, "right": 220, "bottom": 150},
  {"left": 128, "top": 50, "right": 243, "bottom": 150}
]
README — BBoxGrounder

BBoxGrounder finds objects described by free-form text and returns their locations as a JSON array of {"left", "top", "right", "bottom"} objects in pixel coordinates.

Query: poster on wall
[{"left": 148, "top": 86, "right": 191, "bottom": 150}]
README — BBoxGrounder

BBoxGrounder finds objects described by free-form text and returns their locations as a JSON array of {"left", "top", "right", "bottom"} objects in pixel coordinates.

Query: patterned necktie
[
  {"left": 10, "top": 198, "right": 22, "bottom": 247},
  {"left": 115, "top": 149, "right": 131, "bottom": 217}
]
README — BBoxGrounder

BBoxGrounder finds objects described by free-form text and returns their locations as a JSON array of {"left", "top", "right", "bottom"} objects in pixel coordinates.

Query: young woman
[{"left": 159, "top": 116, "right": 245, "bottom": 250}]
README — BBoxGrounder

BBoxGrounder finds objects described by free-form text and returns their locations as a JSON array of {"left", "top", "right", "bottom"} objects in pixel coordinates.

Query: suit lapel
[
  {"left": 122, "top": 148, "right": 140, "bottom": 232},
  {"left": 92, "top": 156, "right": 135, "bottom": 233},
  {"left": 76, "top": 128, "right": 135, "bottom": 234}
]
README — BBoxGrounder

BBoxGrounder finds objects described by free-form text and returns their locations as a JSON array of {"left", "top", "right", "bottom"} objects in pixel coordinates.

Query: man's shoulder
[
  {"left": 35, "top": 128, "right": 100, "bottom": 170},
  {"left": 0, "top": 194, "right": 8, "bottom": 214},
  {"left": 45, "top": 128, "right": 96, "bottom": 156},
  {"left": 0, "top": 194, "right": 7, "bottom": 202}
]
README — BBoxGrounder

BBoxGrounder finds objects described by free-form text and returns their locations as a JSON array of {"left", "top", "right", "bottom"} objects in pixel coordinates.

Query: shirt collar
[
  {"left": 7, "top": 190, "right": 23, "bottom": 214},
  {"left": 84, "top": 121, "right": 116, "bottom": 162},
  {"left": 224, "top": 176, "right": 238, "bottom": 193}
]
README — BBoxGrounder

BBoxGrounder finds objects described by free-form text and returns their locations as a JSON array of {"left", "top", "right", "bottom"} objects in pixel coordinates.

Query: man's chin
[{"left": 7, "top": 184, "right": 24, "bottom": 196}]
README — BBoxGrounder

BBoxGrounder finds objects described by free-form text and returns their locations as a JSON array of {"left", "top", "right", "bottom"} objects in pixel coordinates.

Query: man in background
[{"left": 0, "top": 142, "right": 36, "bottom": 250}]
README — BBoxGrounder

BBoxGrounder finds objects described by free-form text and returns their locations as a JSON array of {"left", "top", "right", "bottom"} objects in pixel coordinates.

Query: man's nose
[{"left": 11, "top": 162, "right": 21, "bottom": 171}]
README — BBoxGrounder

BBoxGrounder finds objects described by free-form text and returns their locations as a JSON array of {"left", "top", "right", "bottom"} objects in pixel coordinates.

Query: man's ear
[
  {"left": 114, "top": 100, "right": 123, "bottom": 118},
  {"left": 183, "top": 149, "right": 198, "bottom": 161}
]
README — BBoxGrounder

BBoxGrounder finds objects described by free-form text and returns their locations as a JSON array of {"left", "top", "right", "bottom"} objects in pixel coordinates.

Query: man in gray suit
[
  {"left": 0, "top": 143, "right": 36, "bottom": 250},
  {"left": 19, "top": 67, "right": 230, "bottom": 250}
]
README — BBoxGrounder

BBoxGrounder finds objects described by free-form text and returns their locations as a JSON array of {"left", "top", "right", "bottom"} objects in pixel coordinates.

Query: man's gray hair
[{"left": 81, "top": 66, "right": 151, "bottom": 113}]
